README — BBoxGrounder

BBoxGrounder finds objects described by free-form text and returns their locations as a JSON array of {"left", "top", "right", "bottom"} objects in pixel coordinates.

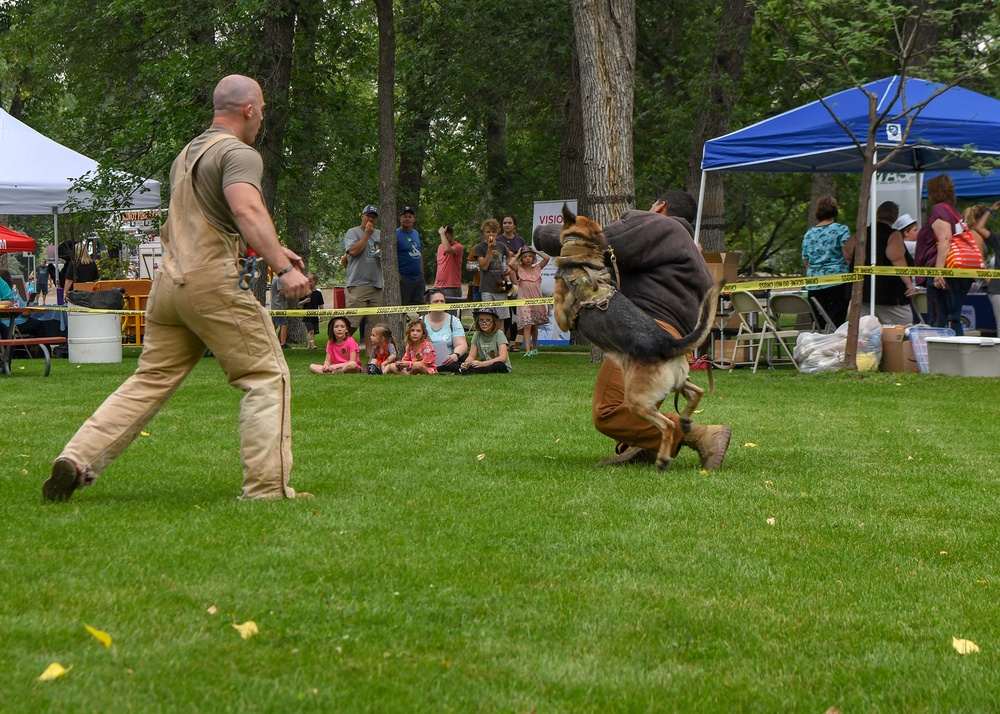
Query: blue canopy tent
[
  {"left": 696, "top": 75, "right": 1000, "bottom": 311},
  {"left": 921, "top": 170, "right": 1000, "bottom": 200},
  {"left": 699, "top": 76, "right": 1000, "bottom": 176}
]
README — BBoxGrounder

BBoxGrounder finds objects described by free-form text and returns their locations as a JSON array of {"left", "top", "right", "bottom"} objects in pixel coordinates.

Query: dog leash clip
[
  {"left": 239, "top": 248, "right": 261, "bottom": 291},
  {"left": 605, "top": 246, "right": 621, "bottom": 287}
]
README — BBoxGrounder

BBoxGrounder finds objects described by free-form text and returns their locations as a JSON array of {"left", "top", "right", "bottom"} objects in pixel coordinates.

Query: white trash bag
[{"left": 794, "top": 315, "right": 883, "bottom": 373}]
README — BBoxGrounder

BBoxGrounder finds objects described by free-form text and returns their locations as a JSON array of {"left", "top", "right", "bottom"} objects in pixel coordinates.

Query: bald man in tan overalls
[{"left": 44, "top": 75, "right": 312, "bottom": 502}]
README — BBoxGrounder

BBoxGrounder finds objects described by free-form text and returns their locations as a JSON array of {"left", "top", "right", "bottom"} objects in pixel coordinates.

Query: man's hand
[{"left": 278, "top": 255, "right": 310, "bottom": 300}]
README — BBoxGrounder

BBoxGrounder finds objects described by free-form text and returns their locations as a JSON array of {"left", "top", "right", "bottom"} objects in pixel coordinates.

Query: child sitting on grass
[
  {"left": 309, "top": 316, "right": 361, "bottom": 374},
  {"left": 385, "top": 319, "right": 437, "bottom": 375},
  {"left": 460, "top": 308, "right": 511, "bottom": 374},
  {"left": 366, "top": 323, "right": 398, "bottom": 374}
]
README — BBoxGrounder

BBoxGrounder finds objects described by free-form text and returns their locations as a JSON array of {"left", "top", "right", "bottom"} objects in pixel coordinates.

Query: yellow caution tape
[
  {"left": 270, "top": 297, "right": 553, "bottom": 318},
  {"left": 721, "top": 273, "right": 862, "bottom": 293},
  {"left": 26, "top": 265, "right": 999, "bottom": 316},
  {"left": 854, "top": 265, "right": 1000, "bottom": 279},
  {"left": 26, "top": 297, "right": 553, "bottom": 317}
]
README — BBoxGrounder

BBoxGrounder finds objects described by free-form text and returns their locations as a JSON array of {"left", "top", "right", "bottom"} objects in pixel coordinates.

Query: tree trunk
[
  {"left": 558, "top": 49, "right": 585, "bottom": 203},
  {"left": 843, "top": 96, "right": 880, "bottom": 369},
  {"left": 570, "top": 0, "right": 636, "bottom": 228},
  {"left": 684, "top": 0, "right": 756, "bottom": 253},
  {"left": 251, "top": 1, "right": 296, "bottom": 309},
  {"left": 375, "top": 0, "right": 404, "bottom": 340},
  {"left": 486, "top": 101, "right": 511, "bottom": 216},
  {"left": 571, "top": 0, "right": 636, "bottom": 363},
  {"left": 255, "top": 2, "right": 295, "bottom": 216},
  {"left": 397, "top": 107, "right": 430, "bottom": 211}
]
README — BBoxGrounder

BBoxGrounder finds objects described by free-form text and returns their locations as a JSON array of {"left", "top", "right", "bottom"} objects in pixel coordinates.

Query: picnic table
[{"left": 0, "top": 306, "right": 67, "bottom": 376}]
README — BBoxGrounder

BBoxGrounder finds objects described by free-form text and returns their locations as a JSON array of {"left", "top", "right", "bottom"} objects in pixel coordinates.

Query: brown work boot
[
  {"left": 43, "top": 457, "right": 89, "bottom": 502},
  {"left": 597, "top": 446, "right": 658, "bottom": 467},
  {"left": 682, "top": 424, "right": 732, "bottom": 470}
]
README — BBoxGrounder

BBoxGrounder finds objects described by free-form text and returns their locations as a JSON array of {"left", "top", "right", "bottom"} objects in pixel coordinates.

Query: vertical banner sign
[{"left": 532, "top": 200, "right": 577, "bottom": 345}]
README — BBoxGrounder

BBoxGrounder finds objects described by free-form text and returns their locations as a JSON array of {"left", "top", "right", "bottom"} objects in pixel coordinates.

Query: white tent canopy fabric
[{"left": 0, "top": 107, "right": 160, "bottom": 215}]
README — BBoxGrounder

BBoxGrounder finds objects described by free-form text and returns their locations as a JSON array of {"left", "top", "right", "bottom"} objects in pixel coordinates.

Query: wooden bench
[{"left": 0, "top": 336, "right": 67, "bottom": 377}]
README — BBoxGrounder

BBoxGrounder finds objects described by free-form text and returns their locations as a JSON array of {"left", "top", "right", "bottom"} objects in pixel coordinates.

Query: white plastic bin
[
  {"left": 68, "top": 311, "right": 122, "bottom": 364},
  {"left": 925, "top": 336, "right": 1000, "bottom": 377}
]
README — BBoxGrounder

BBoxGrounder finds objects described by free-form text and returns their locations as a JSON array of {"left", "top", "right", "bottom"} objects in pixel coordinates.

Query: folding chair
[
  {"left": 729, "top": 290, "right": 799, "bottom": 372},
  {"left": 809, "top": 296, "right": 838, "bottom": 333},
  {"left": 768, "top": 293, "right": 820, "bottom": 332},
  {"left": 910, "top": 291, "right": 928, "bottom": 325}
]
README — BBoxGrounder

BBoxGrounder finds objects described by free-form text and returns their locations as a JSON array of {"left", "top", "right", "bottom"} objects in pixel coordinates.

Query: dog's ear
[{"left": 562, "top": 203, "right": 577, "bottom": 228}]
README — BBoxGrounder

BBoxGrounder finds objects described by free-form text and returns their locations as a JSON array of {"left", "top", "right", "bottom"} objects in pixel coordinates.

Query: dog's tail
[{"left": 656, "top": 279, "right": 723, "bottom": 359}]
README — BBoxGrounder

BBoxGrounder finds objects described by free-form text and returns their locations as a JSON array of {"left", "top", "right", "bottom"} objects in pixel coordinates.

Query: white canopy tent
[{"left": 0, "top": 106, "right": 161, "bottom": 278}]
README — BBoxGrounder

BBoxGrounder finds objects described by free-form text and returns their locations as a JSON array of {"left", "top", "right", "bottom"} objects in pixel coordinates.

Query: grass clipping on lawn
[{"left": 2, "top": 349, "right": 998, "bottom": 712}]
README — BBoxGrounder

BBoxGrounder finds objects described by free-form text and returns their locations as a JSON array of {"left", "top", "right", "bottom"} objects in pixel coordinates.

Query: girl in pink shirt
[
  {"left": 309, "top": 316, "right": 361, "bottom": 374},
  {"left": 385, "top": 319, "right": 437, "bottom": 374}
]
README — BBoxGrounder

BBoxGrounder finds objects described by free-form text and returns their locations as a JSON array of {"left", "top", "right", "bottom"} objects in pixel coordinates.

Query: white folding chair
[{"left": 730, "top": 291, "right": 799, "bottom": 372}]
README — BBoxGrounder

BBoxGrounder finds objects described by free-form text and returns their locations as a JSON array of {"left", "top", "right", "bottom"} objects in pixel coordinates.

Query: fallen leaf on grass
[
  {"left": 476, "top": 454, "right": 486, "bottom": 461},
  {"left": 766, "top": 517, "right": 776, "bottom": 526},
  {"left": 206, "top": 605, "right": 218, "bottom": 615},
  {"left": 37, "top": 662, "right": 71, "bottom": 681},
  {"left": 952, "top": 637, "right": 980, "bottom": 655},
  {"left": 700, "top": 469, "right": 708, "bottom": 475},
  {"left": 21, "top": 469, "right": 28, "bottom": 475},
  {"left": 140, "top": 431, "right": 150, "bottom": 437},
  {"left": 85, "top": 624, "right": 112, "bottom": 648},
  {"left": 233, "top": 620, "right": 259, "bottom": 639},
  {"left": 743, "top": 442, "right": 757, "bottom": 448}
]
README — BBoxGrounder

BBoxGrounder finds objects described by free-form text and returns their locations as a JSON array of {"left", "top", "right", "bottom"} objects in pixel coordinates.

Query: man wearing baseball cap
[
  {"left": 344, "top": 203, "right": 383, "bottom": 353},
  {"left": 397, "top": 206, "right": 426, "bottom": 305}
]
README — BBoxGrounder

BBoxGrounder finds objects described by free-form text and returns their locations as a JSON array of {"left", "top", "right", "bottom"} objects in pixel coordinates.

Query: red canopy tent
[{"left": 0, "top": 224, "right": 37, "bottom": 253}]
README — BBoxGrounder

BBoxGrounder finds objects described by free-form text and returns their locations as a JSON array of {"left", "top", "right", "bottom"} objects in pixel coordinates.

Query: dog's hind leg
[
  {"left": 674, "top": 380, "right": 704, "bottom": 420},
  {"left": 623, "top": 364, "right": 683, "bottom": 471}
]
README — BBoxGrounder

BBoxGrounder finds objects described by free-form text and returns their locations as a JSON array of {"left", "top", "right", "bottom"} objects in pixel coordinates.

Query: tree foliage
[{"left": 4, "top": 0, "right": 1000, "bottom": 297}]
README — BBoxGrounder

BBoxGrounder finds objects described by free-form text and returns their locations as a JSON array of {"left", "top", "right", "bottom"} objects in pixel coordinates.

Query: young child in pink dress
[
  {"left": 385, "top": 319, "right": 437, "bottom": 374},
  {"left": 309, "top": 316, "right": 361, "bottom": 374},
  {"left": 510, "top": 247, "right": 550, "bottom": 356}
]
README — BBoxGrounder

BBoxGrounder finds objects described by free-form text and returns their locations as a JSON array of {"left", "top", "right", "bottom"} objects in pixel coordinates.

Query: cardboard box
[
  {"left": 880, "top": 325, "right": 918, "bottom": 373},
  {"left": 713, "top": 337, "right": 753, "bottom": 365},
  {"left": 926, "top": 336, "right": 1000, "bottom": 377},
  {"left": 703, "top": 252, "right": 740, "bottom": 285}
]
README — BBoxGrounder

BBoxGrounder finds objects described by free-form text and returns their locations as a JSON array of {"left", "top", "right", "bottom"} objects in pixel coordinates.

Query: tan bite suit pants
[
  {"left": 59, "top": 132, "right": 296, "bottom": 499},
  {"left": 59, "top": 263, "right": 295, "bottom": 499}
]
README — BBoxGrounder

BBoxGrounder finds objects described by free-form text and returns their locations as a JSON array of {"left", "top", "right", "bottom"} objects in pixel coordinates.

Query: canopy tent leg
[{"left": 693, "top": 171, "right": 707, "bottom": 245}]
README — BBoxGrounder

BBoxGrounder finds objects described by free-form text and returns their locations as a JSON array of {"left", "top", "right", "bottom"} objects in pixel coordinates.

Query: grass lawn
[{"left": 2, "top": 347, "right": 999, "bottom": 712}]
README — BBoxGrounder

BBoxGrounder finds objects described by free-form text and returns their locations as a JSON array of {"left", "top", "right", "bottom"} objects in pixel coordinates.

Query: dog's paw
[{"left": 656, "top": 458, "right": 670, "bottom": 472}]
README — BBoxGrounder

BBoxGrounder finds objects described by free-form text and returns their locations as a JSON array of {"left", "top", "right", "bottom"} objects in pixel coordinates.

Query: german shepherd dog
[{"left": 553, "top": 206, "right": 721, "bottom": 470}]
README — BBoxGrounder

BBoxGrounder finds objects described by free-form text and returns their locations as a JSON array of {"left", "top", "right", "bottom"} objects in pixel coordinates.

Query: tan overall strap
[{"left": 162, "top": 134, "right": 244, "bottom": 280}]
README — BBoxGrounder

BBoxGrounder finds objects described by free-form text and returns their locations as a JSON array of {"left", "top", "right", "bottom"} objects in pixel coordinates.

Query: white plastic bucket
[{"left": 68, "top": 312, "right": 123, "bottom": 364}]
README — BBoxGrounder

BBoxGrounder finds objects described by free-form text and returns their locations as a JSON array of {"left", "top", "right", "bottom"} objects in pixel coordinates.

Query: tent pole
[
  {"left": 694, "top": 171, "right": 707, "bottom": 246},
  {"left": 52, "top": 209, "right": 59, "bottom": 300},
  {"left": 869, "top": 153, "right": 877, "bottom": 316}
]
